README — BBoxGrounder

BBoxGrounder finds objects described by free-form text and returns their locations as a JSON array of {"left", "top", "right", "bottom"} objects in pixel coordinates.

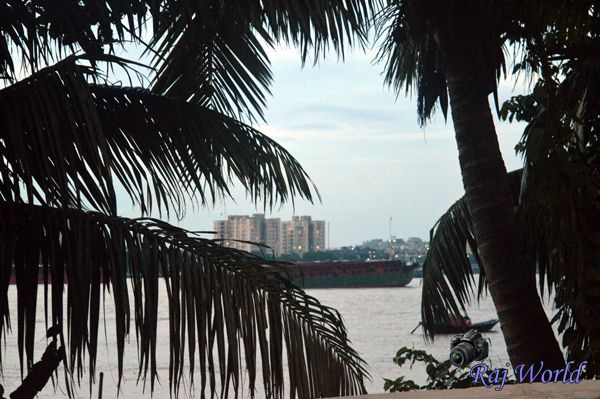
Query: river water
[{"left": 0, "top": 278, "right": 559, "bottom": 398}]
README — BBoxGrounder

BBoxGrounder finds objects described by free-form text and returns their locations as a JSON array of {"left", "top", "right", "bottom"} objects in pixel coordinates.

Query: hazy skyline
[{"left": 117, "top": 44, "right": 529, "bottom": 247}]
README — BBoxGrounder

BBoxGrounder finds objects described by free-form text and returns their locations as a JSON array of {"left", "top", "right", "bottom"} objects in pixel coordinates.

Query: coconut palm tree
[
  {"left": 408, "top": 0, "right": 600, "bottom": 375},
  {"left": 0, "top": 1, "right": 375, "bottom": 397},
  {"left": 373, "top": 0, "right": 579, "bottom": 369},
  {"left": 421, "top": 46, "right": 600, "bottom": 378}
]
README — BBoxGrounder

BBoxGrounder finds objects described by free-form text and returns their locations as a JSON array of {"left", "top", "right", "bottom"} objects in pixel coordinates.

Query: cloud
[
  {"left": 294, "top": 103, "right": 405, "bottom": 122},
  {"left": 260, "top": 125, "right": 455, "bottom": 143}
]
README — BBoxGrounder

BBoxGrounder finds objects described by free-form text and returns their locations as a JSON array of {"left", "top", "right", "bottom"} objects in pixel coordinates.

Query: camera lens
[
  {"left": 450, "top": 351, "right": 463, "bottom": 365},
  {"left": 450, "top": 342, "right": 477, "bottom": 367}
]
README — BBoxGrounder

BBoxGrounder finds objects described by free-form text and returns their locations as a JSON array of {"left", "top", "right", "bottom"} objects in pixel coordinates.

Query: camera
[{"left": 449, "top": 329, "right": 489, "bottom": 367}]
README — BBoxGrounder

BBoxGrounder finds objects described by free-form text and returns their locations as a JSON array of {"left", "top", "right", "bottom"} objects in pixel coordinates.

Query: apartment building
[
  {"left": 312, "top": 220, "right": 326, "bottom": 252},
  {"left": 265, "top": 218, "right": 281, "bottom": 254},
  {"left": 214, "top": 214, "right": 325, "bottom": 256},
  {"left": 213, "top": 214, "right": 264, "bottom": 252}
]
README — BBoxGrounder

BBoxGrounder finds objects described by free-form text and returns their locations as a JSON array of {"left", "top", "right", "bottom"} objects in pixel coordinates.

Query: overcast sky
[{"left": 117, "top": 45, "right": 529, "bottom": 248}]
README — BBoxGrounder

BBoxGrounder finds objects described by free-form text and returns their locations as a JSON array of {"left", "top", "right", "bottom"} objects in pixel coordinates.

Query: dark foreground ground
[{"left": 334, "top": 379, "right": 600, "bottom": 399}]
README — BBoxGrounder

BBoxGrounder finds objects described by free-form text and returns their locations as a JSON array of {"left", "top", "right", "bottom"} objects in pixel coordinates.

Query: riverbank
[{"left": 335, "top": 379, "right": 600, "bottom": 398}]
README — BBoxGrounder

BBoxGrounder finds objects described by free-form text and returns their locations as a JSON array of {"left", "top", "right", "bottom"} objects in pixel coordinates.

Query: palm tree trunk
[{"left": 445, "top": 66, "right": 565, "bottom": 370}]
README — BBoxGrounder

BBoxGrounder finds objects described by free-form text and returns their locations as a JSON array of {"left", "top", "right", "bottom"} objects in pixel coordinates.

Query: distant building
[
  {"left": 406, "top": 237, "right": 424, "bottom": 250},
  {"left": 362, "top": 238, "right": 387, "bottom": 250},
  {"left": 360, "top": 236, "right": 428, "bottom": 261},
  {"left": 281, "top": 217, "right": 308, "bottom": 255},
  {"left": 213, "top": 214, "right": 325, "bottom": 256},
  {"left": 265, "top": 218, "right": 281, "bottom": 253},
  {"left": 214, "top": 214, "right": 265, "bottom": 252},
  {"left": 312, "top": 220, "right": 326, "bottom": 252},
  {"left": 214, "top": 220, "right": 227, "bottom": 240}
]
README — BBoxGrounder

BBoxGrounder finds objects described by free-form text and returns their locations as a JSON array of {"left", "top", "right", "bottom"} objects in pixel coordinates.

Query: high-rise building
[
  {"left": 213, "top": 214, "right": 325, "bottom": 256},
  {"left": 281, "top": 216, "right": 310, "bottom": 255},
  {"left": 265, "top": 218, "right": 281, "bottom": 254},
  {"left": 214, "top": 220, "right": 227, "bottom": 240},
  {"left": 312, "top": 220, "right": 326, "bottom": 252}
]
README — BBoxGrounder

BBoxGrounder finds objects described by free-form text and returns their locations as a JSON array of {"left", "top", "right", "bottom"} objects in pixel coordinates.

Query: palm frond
[
  {"left": 148, "top": 0, "right": 377, "bottom": 122},
  {"left": 421, "top": 170, "right": 523, "bottom": 338},
  {"left": 0, "top": 59, "right": 116, "bottom": 213},
  {"left": 150, "top": 12, "right": 273, "bottom": 123},
  {"left": 259, "top": 0, "right": 376, "bottom": 62},
  {"left": 373, "top": 1, "right": 419, "bottom": 96},
  {"left": 374, "top": 0, "right": 511, "bottom": 125},
  {"left": 0, "top": 59, "right": 318, "bottom": 218},
  {"left": 0, "top": 0, "right": 148, "bottom": 81},
  {"left": 3, "top": 0, "right": 376, "bottom": 121},
  {"left": 92, "top": 83, "right": 319, "bottom": 215},
  {"left": 374, "top": 1, "right": 448, "bottom": 126},
  {"left": 0, "top": 0, "right": 31, "bottom": 79},
  {"left": 420, "top": 199, "right": 482, "bottom": 338},
  {"left": 0, "top": 202, "right": 368, "bottom": 398}
]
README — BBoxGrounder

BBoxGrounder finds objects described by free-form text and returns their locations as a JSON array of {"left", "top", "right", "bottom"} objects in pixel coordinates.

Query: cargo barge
[
  {"left": 7, "top": 260, "right": 416, "bottom": 289},
  {"left": 288, "top": 260, "right": 416, "bottom": 289}
]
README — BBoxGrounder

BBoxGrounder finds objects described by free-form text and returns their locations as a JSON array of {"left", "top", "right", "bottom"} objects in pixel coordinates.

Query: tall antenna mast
[{"left": 389, "top": 217, "right": 393, "bottom": 258}]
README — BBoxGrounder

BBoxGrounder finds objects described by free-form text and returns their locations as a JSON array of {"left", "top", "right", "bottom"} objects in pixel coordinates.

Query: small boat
[
  {"left": 430, "top": 318, "right": 499, "bottom": 334},
  {"left": 411, "top": 318, "right": 499, "bottom": 335}
]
